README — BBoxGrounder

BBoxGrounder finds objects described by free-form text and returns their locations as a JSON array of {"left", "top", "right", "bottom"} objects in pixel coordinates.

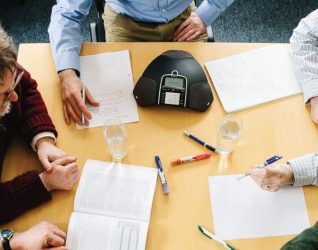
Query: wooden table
[{"left": 2, "top": 42, "right": 318, "bottom": 250}]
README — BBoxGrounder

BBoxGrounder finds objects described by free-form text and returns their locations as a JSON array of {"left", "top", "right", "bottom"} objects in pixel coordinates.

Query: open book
[{"left": 66, "top": 160, "right": 158, "bottom": 250}]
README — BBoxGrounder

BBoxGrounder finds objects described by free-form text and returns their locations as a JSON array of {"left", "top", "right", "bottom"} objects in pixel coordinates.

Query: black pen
[{"left": 183, "top": 131, "right": 222, "bottom": 154}]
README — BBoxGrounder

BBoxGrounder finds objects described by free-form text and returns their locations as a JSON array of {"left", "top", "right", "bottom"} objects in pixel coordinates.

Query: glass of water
[
  {"left": 103, "top": 119, "right": 128, "bottom": 161},
  {"left": 217, "top": 115, "right": 243, "bottom": 155}
]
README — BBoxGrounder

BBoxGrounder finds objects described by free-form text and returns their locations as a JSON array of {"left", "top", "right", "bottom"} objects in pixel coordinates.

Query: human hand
[
  {"left": 249, "top": 163, "right": 294, "bottom": 192},
  {"left": 39, "top": 159, "right": 80, "bottom": 192},
  {"left": 310, "top": 96, "right": 318, "bottom": 124},
  {"left": 9, "top": 221, "right": 67, "bottom": 250},
  {"left": 58, "top": 69, "right": 99, "bottom": 125},
  {"left": 173, "top": 12, "right": 206, "bottom": 42},
  {"left": 36, "top": 138, "right": 77, "bottom": 173}
]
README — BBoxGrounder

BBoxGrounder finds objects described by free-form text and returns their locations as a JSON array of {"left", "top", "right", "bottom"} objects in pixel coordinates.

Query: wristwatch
[{"left": 0, "top": 229, "right": 14, "bottom": 250}]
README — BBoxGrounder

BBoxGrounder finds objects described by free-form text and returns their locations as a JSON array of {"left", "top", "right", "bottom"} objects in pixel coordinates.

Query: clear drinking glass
[
  {"left": 103, "top": 119, "right": 128, "bottom": 161},
  {"left": 217, "top": 115, "right": 243, "bottom": 155}
]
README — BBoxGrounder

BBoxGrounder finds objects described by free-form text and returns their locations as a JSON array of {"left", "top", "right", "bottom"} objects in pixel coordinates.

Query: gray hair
[{"left": 0, "top": 24, "right": 17, "bottom": 83}]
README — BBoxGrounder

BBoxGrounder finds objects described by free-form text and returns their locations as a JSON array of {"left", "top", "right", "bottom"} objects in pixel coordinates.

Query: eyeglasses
[{"left": 2, "top": 65, "right": 24, "bottom": 104}]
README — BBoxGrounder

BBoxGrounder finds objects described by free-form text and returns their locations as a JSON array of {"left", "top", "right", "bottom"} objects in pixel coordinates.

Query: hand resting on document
[{"left": 58, "top": 69, "right": 99, "bottom": 125}]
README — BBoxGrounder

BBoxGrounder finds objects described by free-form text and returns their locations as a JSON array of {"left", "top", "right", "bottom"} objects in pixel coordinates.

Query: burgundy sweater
[{"left": 0, "top": 67, "right": 57, "bottom": 224}]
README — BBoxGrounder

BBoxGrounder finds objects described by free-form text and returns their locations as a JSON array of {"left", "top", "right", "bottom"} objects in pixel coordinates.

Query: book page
[
  {"left": 208, "top": 174, "right": 310, "bottom": 240},
  {"left": 205, "top": 45, "right": 301, "bottom": 112},
  {"left": 74, "top": 160, "right": 157, "bottom": 222},
  {"left": 77, "top": 50, "right": 139, "bottom": 129},
  {"left": 66, "top": 212, "right": 148, "bottom": 250}
]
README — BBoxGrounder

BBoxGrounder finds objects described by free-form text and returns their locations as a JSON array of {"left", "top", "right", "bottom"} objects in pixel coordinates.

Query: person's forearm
[
  {"left": 48, "top": 0, "right": 92, "bottom": 72},
  {"left": 196, "top": 0, "right": 234, "bottom": 26},
  {"left": 288, "top": 153, "right": 318, "bottom": 187},
  {"left": 0, "top": 172, "right": 51, "bottom": 224},
  {"left": 18, "top": 70, "right": 57, "bottom": 143}
]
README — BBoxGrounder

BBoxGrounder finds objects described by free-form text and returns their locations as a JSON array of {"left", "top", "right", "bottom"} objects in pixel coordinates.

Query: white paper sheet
[
  {"left": 77, "top": 50, "right": 139, "bottom": 129},
  {"left": 205, "top": 45, "right": 301, "bottom": 112},
  {"left": 208, "top": 174, "right": 310, "bottom": 240}
]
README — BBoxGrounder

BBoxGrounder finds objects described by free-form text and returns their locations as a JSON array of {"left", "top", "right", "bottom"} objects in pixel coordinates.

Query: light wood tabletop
[{"left": 2, "top": 42, "right": 318, "bottom": 250}]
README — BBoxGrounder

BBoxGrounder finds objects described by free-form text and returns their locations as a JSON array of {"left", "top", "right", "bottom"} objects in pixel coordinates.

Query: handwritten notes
[
  {"left": 77, "top": 50, "right": 139, "bottom": 129},
  {"left": 205, "top": 45, "right": 301, "bottom": 112}
]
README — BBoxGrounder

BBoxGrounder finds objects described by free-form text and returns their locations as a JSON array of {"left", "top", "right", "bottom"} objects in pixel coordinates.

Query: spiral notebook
[{"left": 205, "top": 45, "right": 301, "bottom": 112}]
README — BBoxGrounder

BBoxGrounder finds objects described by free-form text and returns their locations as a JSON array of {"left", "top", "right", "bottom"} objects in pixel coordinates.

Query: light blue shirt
[{"left": 48, "top": 0, "right": 234, "bottom": 72}]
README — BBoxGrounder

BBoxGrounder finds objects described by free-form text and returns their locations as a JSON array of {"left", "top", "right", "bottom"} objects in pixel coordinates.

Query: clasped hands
[
  {"left": 36, "top": 137, "right": 80, "bottom": 192},
  {"left": 249, "top": 163, "right": 295, "bottom": 192}
]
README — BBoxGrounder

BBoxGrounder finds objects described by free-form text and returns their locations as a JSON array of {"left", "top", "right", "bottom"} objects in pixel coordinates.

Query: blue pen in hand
[
  {"left": 237, "top": 155, "right": 282, "bottom": 180},
  {"left": 155, "top": 155, "right": 169, "bottom": 195}
]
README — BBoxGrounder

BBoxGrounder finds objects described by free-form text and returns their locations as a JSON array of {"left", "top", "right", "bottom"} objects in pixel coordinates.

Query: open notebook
[
  {"left": 205, "top": 45, "right": 301, "bottom": 112},
  {"left": 66, "top": 160, "right": 157, "bottom": 250}
]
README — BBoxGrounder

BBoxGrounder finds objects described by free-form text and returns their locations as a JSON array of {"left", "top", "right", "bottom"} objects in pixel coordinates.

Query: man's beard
[{"left": 0, "top": 103, "right": 11, "bottom": 117}]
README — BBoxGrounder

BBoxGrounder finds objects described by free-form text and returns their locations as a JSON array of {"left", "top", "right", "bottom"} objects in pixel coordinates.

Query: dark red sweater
[{"left": 0, "top": 66, "right": 57, "bottom": 224}]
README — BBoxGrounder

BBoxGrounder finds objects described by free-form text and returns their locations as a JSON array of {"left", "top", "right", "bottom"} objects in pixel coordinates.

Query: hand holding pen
[
  {"left": 58, "top": 69, "right": 99, "bottom": 125},
  {"left": 249, "top": 162, "right": 295, "bottom": 192},
  {"left": 237, "top": 155, "right": 282, "bottom": 180}
]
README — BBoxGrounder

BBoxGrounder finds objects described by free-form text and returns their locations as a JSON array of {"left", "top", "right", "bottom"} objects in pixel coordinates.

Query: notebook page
[
  {"left": 77, "top": 50, "right": 139, "bottom": 129},
  {"left": 205, "top": 45, "right": 301, "bottom": 112}
]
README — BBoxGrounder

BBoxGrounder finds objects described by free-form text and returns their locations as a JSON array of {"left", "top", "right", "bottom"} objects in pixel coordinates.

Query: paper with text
[
  {"left": 77, "top": 50, "right": 139, "bottom": 129},
  {"left": 66, "top": 159, "right": 157, "bottom": 250},
  {"left": 205, "top": 45, "right": 301, "bottom": 112},
  {"left": 67, "top": 213, "right": 148, "bottom": 250},
  {"left": 208, "top": 175, "right": 310, "bottom": 240}
]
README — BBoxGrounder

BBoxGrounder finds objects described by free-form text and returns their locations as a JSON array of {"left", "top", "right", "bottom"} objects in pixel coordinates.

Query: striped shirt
[
  {"left": 290, "top": 9, "right": 318, "bottom": 104},
  {"left": 289, "top": 10, "right": 318, "bottom": 187},
  {"left": 289, "top": 153, "right": 318, "bottom": 187}
]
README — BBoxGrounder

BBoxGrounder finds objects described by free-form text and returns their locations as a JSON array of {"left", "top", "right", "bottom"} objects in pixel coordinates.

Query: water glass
[
  {"left": 103, "top": 119, "right": 128, "bottom": 161},
  {"left": 217, "top": 115, "right": 243, "bottom": 155}
]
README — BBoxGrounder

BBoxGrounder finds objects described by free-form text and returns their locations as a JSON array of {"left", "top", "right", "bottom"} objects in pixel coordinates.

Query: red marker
[{"left": 171, "top": 153, "right": 211, "bottom": 166}]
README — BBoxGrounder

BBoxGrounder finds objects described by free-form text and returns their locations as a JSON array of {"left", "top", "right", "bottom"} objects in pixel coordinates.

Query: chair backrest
[{"left": 95, "top": 0, "right": 105, "bottom": 15}]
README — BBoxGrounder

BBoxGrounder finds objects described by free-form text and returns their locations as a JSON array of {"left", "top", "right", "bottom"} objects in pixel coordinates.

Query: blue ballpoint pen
[
  {"left": 183, "top": 131, "right": 222, "bottom": 154},
  {"left": 237, "top": 155, "right": 282, "bottom": 180},
  {"left": 155, "top": 155, "right": 169, "bottom": 195}
]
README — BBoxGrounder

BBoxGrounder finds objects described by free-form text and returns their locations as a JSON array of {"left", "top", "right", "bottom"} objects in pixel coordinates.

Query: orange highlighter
[{"left": 171, "top": 153, "right": 211, "bottom": 166}]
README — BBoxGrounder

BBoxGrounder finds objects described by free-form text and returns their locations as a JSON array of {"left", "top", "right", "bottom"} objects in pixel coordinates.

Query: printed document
[
  {"left": 66, "top": 160, "right": 157, "bottom": 250},
  {"left": 208, "top": 175, "right": 310, "bottom": 240},
  {"left": 77, "top": 50, "right": 139, "bottom": 129},
  {"left": 205, "top": 45, "right": 301, "bottom": 112}
]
